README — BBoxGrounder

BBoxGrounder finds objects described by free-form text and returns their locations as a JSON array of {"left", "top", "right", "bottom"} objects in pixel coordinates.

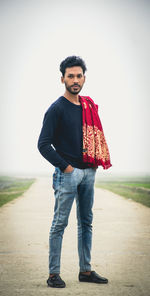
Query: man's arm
[{"left": 37, "top": 104, "right": 69, "bottom": 171}]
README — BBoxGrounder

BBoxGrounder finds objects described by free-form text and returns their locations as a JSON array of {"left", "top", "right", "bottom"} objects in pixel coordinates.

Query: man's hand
[
  {"left": 63, "top": 165, "right": 74, "bottom": 173},
  {"left": 93, "top": 166, "right": 98, "bottom": 170}
]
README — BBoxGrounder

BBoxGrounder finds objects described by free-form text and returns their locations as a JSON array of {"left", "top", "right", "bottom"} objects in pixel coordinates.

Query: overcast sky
[{"left": 0, "top": 0, "right": 150, "bottom": 176}]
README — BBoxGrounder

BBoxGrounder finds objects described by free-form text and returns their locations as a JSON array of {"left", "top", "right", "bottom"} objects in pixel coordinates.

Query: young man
[{"left": 38, "top": 56, "right": 112, "bottom": 288}]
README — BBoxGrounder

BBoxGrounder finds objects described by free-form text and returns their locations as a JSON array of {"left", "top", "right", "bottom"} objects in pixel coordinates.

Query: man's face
[{"left": 61, "top": 66, "right": 85, "bottom": 95}]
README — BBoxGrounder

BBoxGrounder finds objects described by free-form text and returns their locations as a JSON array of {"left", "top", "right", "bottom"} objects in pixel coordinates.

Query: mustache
[{"left": 71, "top": 84, "right": 80, "bottom": 87}]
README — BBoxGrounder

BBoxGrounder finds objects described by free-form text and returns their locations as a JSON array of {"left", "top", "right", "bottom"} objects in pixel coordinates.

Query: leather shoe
[
  {"left": 47, "top": 274, "right": 66, "bottom": 288},
  {"left": 79, "top": 271, "right": 108, "bottom": 284}
]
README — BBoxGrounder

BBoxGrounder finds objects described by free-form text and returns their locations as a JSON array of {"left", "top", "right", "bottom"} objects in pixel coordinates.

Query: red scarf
[{"left": 79, "top": 95, "right": 112, "bottom": 170}]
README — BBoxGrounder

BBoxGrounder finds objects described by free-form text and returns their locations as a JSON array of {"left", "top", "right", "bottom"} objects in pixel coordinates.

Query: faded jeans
[{"left": 49, "top": 167, "right": 96, "bottom": 274}]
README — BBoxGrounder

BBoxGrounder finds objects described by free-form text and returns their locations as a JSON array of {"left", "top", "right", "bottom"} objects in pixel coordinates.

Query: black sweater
[{"left": 37, "top": 96, "right": 90, "bottom": 171}]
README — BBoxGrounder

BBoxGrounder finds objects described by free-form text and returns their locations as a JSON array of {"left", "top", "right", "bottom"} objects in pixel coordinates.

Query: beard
[{"left": 64, "top": 82, "right": 83, "bottom": 95}]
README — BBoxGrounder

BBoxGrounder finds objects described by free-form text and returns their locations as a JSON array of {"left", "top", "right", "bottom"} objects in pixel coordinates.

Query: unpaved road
[{"left": 0, "top": 177, "right": 150, "bottom": 296}]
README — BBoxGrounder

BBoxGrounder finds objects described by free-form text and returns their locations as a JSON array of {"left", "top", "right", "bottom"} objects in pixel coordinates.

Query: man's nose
[{"left": 73, "top": 76, "right": 79, "bottom": 83}]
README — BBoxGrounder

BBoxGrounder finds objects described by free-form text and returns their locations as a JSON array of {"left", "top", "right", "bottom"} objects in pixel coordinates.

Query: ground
[{"left": 0, "top": 177, "right": 150, "bottom": 296}]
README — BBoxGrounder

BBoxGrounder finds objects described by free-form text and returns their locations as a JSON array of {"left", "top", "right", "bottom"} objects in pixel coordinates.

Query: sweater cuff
[{"left": 59, "top": 163, "right": 69, "bottom": 172}]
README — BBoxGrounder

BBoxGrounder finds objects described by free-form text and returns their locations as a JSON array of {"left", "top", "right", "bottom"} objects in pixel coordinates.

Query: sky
[{"left": 0, "top": 0, "right": 150, "bottom": 176}]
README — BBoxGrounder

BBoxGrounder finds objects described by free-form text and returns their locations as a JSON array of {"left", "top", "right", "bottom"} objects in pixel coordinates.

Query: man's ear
[
  {"left": 61, "top": 76, "right": 64, "bottom": 84},
  {"left": 84, "top": 75, "right": 86, "bottom": 82}
]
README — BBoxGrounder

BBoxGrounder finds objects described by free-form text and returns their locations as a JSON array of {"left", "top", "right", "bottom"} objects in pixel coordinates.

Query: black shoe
[
  {"left": 47, "top": 274, "right": 66, "bottom": 288},
  {"left": 79, "top": 271, "right": 108, "bottom": 284}
]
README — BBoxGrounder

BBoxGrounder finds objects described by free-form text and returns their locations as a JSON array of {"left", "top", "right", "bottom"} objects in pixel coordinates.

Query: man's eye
[
  {"left": 77, "top": 75, "right": 82, "bottom": 78},
  {"left": 68, "top": 75, "right": 74, "bottom": 78}
]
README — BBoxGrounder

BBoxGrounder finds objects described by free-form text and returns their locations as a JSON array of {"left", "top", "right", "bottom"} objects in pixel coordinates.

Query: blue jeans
[{"left": 49, "top": 167, "right": 96, "bottom": 274}]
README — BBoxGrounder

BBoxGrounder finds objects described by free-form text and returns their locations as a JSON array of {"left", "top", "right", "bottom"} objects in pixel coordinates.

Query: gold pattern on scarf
[{"left": 83, "top": 124, "right": 110, "bottom": 161}]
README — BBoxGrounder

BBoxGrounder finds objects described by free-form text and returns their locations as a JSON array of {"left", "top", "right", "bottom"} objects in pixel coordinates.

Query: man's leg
[
  {"left": 76, "top": 168, "right": 109, "bottom": 284},
  {"left": 76, "top": 168, "right": 96, "bottom": 273},
  {"left": 49, "top": 168, "right": 78, "bottom": 275}
]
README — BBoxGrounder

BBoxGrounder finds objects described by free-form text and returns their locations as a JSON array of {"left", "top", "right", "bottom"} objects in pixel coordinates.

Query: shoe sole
[
  {"left": 47, "top": 284, "right": 66, "bottom": 288},
  {"left": 79, "top": 279, "right": 108, "bottom": 284}
]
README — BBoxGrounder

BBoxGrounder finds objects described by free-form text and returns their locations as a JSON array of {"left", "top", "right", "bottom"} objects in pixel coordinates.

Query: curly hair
[{"left": 60, "top": 55, "right": 87, "bottom": 77}]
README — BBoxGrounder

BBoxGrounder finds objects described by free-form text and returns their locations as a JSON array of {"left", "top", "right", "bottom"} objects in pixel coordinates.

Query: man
[{"left": 38, "top": 56, "right": 112, "bottom": 288}]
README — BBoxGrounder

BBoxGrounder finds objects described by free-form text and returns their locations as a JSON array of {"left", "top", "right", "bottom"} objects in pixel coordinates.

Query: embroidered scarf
[{"left": 79, "top": 95, "right": 112, "bottom": 170}]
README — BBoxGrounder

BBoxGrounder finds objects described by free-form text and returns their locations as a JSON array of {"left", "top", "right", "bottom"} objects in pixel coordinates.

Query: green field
[
  {"left": 0, "top": 176, "right": 35, "bottom": 207},
  {"left": 96, "top": 176, "right": 150, "bottom": 208}
]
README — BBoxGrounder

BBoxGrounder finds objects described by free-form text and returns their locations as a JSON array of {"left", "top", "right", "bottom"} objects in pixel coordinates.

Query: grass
[
  {"left": 95, "top": 176, "right": 150, "bottom": 208},
  {"left": 0, "top": 176, "right": 35, "bottom": 207}
]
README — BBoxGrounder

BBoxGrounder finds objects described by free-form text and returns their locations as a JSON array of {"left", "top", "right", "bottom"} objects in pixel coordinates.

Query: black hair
[{"left": 60, "top": 55, "right": 87, "bottom": 77}]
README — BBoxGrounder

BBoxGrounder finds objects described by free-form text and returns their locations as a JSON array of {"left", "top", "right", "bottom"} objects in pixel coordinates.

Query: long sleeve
[{"left": 37, "top": 104, "right": 69, "bottom": 171}]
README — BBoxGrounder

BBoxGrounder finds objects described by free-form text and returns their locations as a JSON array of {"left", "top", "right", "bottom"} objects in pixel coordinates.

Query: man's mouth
[{"left": 72, "top": 85, "right": 80, "bottom": 88}]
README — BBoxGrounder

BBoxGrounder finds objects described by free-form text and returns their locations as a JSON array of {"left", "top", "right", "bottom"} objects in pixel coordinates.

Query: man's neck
[{"left": 63, "top": 91, "right": 81, "bottom": 105}]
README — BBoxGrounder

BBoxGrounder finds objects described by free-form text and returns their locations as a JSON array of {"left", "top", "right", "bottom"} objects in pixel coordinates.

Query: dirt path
[{"left": 0, "top": 177, "right": 150, "bottom": 296}]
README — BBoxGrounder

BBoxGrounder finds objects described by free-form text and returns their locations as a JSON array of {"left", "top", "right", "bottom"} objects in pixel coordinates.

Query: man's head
[{"left": 60, "top": 56, "right": 87, "bottom": 95}]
